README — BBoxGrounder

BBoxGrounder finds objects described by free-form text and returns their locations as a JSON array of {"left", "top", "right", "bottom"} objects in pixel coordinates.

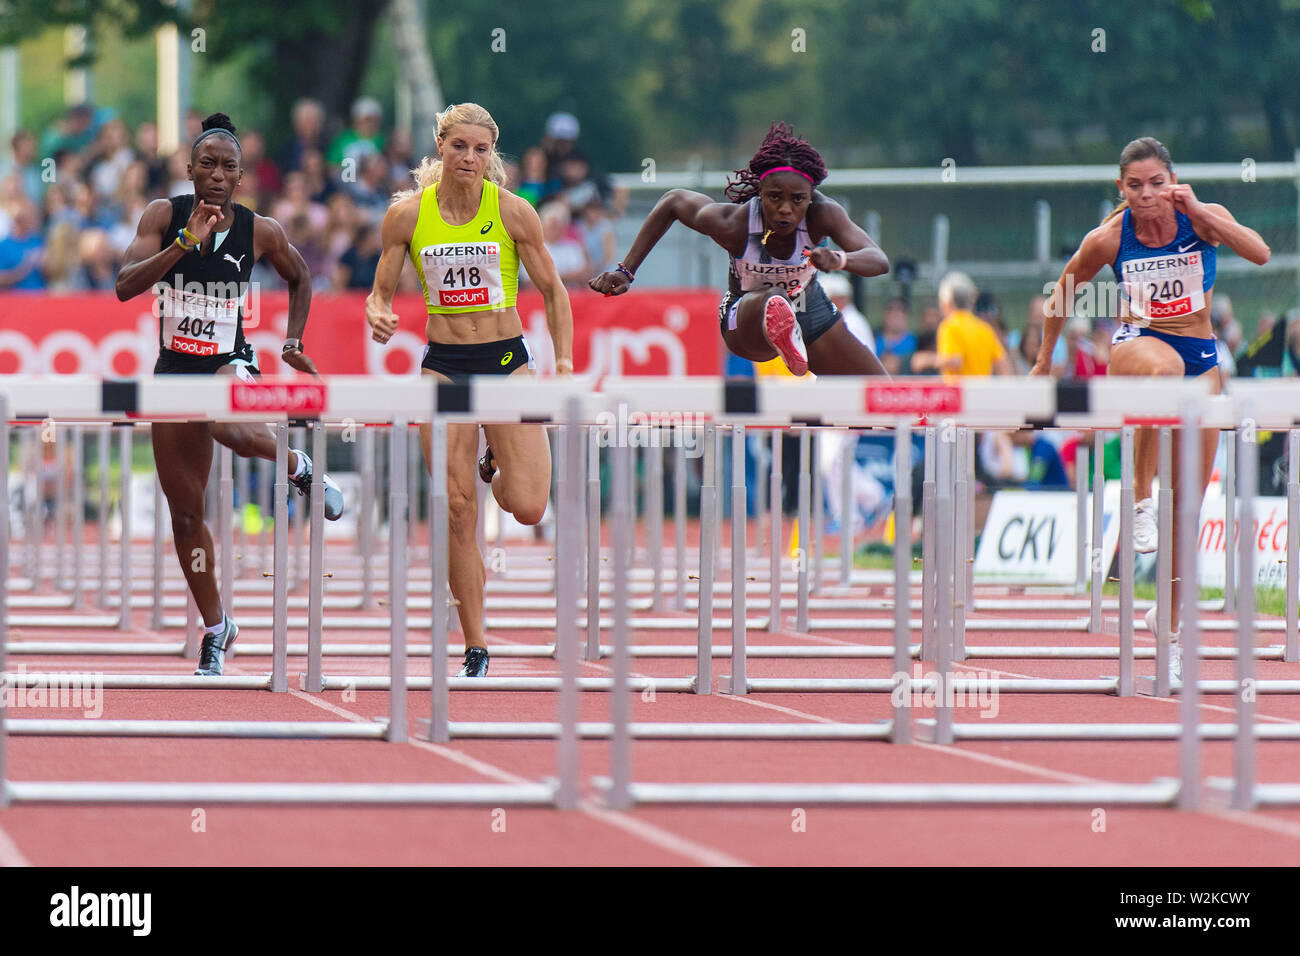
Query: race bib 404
[
  {"left": 1121, "top": 251, "right": 1206, "bottom": 323},
  {"left": 157, "top": 284, "right": 242, "bottom": 355},
  {"left": 421, "top": 242, "right": 504, "bottom": 309}
]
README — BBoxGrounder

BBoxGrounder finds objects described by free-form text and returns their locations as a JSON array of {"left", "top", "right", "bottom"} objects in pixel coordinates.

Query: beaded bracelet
[{"left": 615, "top": 262, "right": 635, "bottom": 284}]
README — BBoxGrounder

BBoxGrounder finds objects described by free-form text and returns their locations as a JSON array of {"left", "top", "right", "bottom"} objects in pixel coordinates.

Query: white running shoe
[
  {"left": 1144, "top": 606, "right": 1183, "bottom": 685},
  {"left": 1133, "top": 498, "right": 1158, "bottom": 553},
  {"left": 762, "top": 295, "right": 808, "bottom": 377}
]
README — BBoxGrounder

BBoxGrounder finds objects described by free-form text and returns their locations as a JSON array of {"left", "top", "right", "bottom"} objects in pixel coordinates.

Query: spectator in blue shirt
[
  {"left": 0, "top": 200, "right": 46, "bottom": 290},
  {"left": 875, "top": 296, "right": 916, "bottom": 374}
]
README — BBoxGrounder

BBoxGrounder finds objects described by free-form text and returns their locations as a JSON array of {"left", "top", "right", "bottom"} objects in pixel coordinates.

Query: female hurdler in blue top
[{"left": 1032, "top": 137, "right": 1270, "bottom": 674}]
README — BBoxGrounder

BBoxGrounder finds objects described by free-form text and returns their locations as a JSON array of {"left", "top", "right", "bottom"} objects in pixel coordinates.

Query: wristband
[
  {"left": 833, "top": 250, "right": 847, "bottom": 271},
  {"left": 615, "top": 263, "right": 635, "bottom": 284},
  {"left": 282, "top": 338, "right": 303, "bottom": 354},
  {"left": 175, "top": 229, "right": 198, "bottom": 252}
]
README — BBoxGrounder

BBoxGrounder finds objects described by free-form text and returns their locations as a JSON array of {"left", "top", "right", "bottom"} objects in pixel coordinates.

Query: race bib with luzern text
[
  {"left": 1120, "top": 250, "right": 1206, "bottom": 324},
  {"left": 732, "top": 258, "right": 817, "bottom": 295},
  {"left": 157, "top": 283, "right": 245, "bottom": 356},
  {"left": 421, "top": 242, "right": 504, "bottom": 309}
]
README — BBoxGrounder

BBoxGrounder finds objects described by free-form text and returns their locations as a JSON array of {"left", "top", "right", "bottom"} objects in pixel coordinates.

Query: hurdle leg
[
  {"left": 674, "top": 437, "right": 687, "bottom": 612},
  {"left": 235, "top": 451, "right": 249, "bottom": 579},
  {"left": 1075, "top": 443, "right": 1087, "bottom": 594},
  {"left": 54, "top": 425, "right": 66, "bottom": 592},
  {"left": 97, "top": 425, "right": 110, "bottom": 607},
  {"left": 609, "top": 435, "right": 633, "bottom": 808},
  {"left": 387, "top": 420, "right": 409, "bottom": 742},
  {"left": 1178, "top": 400, "right": 1202, "bottom": 809},
  {"left": 272, "top": 422, "right": 288, "bottom": 693},
  {"left": 427, "top": 416, "right": 450, "bottom": 743},
  {"left": 1089, "top": 431, "right": 1104, "bottom": 632},
  {"left": 219, "top": 445, "right": 234, "bottom": 630},
  {"left": 117, "top": 425, "right": 133, "bottom": 631},
  {"left": 725, "top": 423, "right": 746, "bottom": 695},
  {"left": 305, "top": 421, "right": 326, "bottom": 692},
  {"left": 921, "top": 427, "right": 936, "bottom": 659},
  {"left": 796, "top": 428, "right": 810, "bottom": 633},
  {"left": 151, "top": 473, "right": 165, "bottom": 633},
  {"left": 1118, "top": 426, "right": 1135, "bottom": 697},
  {"left": 933, "top": 421, "right": 955, "bottom": 744},
  {"left": 1223, "top": 429, "right": 1236, "bottom": 614},
  {"left": 697, "top": 424, "right": 716, "bottom": 693},
  {"left": 892, "top": 417, "right": 913, "bottom": 745},
  {"left": 257, "top": 456, "right": 271, "bottom": 591},
  {"left": 812, "top": 429, "right": 824, "bottom": 594},
  {"left": 840, "top": 427, "right": 853, "bottom": 588},
  {"left": 767, "top": 430, "right": 783, "bottom": 632},
  {"left": 70, "top": 426, "right": 84, "bottom": 609},
  {"left": 1232, "top": 412, "right": 1258, "bottom": 809},
  {"left": 953, "top": 427, "right": 968, "bottom": 663},
  {"left": 647, "top": 437, "right": 664, "bottom": 612},
  {"left": 586, "top": 425, "right": 602, "bottom": 660},
  {"left": 358, "top": 425, "right": 375, "bottom": 609},
  {"left": 1151, "top": 428, "right": 1173, "bottom": 696},
  {"left": 555, "top": 400, "right": 583, "bottom": 808}
]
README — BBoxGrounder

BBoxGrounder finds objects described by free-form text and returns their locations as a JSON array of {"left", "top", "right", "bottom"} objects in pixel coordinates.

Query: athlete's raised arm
[
  {"left": 1167, "top": 185, "right": 1271, "bottom": 265},
  {"left": 589, "top": 188, "right": 734, "bottom": 295},
  {"left": 503, "top": 191, "right": 574, "bottom": 374},
  {"left": 115, "top": 197, "right": 221, "bottom": 301},
  {"left": 366, "top": 195, "right": 420, "bottom": 345},
  {"left": 1032, "top": 223, "right": 1117, "bottom": 376},
  {"left": 254, "top": 213, "right": 316, "bottom": 376}
]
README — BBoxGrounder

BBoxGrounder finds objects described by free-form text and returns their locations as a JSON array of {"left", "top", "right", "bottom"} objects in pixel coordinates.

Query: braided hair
[
  {"left": 191, "top": 112, "right": 241, "bottom": 158},
  {"left": 725, "top": 122, "right": 828, "bottom": 204}
]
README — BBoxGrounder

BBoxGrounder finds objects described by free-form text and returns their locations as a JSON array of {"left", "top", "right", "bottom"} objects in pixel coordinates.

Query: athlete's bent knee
[
  {"left": 169, "top": 507, "right": 205, "bottom": 540},
  {"left": 511, "top": 498, "right": 548, "bottom": 526},
  {"left": 447, "top": 491, "right": 478, "bottom": 538}
]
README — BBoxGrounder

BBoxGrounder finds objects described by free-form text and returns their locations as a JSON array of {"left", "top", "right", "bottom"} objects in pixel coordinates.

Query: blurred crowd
[
  {"left": 863, "top": 273, "right": 1299, "bottom": 493},
  {"left": 0, "top": 101, "right": 625, "bottom": 294}
]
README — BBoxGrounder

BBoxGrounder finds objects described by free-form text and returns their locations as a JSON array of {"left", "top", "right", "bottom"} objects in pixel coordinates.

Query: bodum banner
[{"left": 0, "top": 290, "right": 722, "bottom": 377}]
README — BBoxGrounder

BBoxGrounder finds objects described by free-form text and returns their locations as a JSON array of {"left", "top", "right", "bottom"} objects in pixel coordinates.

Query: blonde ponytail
[{"left": 392, "top": 102, "right": 508, "bottom": 202}]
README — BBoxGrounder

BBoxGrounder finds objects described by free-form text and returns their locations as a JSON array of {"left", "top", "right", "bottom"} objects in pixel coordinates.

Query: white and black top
[{"left": 154, "top": 195, "right": 257, "bottom": 372}]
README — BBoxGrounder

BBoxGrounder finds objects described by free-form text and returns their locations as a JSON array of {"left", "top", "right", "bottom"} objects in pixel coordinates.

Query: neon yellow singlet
[{"left": 408, "top": 180, "right": 519, "bottom": 314}]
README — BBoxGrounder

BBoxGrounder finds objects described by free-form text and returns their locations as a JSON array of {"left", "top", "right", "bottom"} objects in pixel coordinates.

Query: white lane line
[
  {"left": 276, "top": 681, "right": 751, "bottom": 866},
  {"left": 1209, "top": 810, "right": 1300, "bottom": 843},
  {"left": 0, "top": 826, "right": 32, "bottom": 867},
  {"left": 577, "top": 801, "right": 749, "bottom": 867}
]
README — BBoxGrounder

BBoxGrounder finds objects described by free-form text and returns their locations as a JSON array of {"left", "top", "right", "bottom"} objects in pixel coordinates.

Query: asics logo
[
  {"left": 480, "top": 221, "right": 493, "bottom": 234},
  {"left": 500, "top": 351, "right": 513, "bottom": 366},
  {"left": 1177, "top": 242, "right": 1196, "bottom": 253},
  {"left": 223, "top": 253, "right": 246, "bottom": 269}
]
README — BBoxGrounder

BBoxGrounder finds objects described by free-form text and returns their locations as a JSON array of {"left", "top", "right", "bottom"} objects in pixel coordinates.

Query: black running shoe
[
  {"left": 457, "top": 647, "right": 490, "bottom": 677},
  {"left": 289, "top": 450, "right": 345, "bottom": 521},
  {"left": 477, "top": 446, "right": 497, "bottom": 484},
  {"left": 195, "top": 617, "right": 239, "bottom": 676}
]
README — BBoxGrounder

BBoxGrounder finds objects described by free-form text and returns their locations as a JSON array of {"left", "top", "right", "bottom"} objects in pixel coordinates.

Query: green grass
[
  {"left": 852, "top": 542, "right": 1289, "bottom": 617},
  {"left": 1101, "top": 580, "right": 1287, "bottom": 618}
]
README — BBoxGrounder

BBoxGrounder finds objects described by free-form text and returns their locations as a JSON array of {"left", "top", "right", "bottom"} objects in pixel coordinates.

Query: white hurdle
[{"left": 6, "top": 375, "right": 1300, "bottom": 807}]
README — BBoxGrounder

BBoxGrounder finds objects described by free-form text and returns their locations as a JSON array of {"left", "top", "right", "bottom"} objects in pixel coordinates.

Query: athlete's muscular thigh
[{"left": 1109, "top": 336, "right": 1184, "bottom": 377}]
